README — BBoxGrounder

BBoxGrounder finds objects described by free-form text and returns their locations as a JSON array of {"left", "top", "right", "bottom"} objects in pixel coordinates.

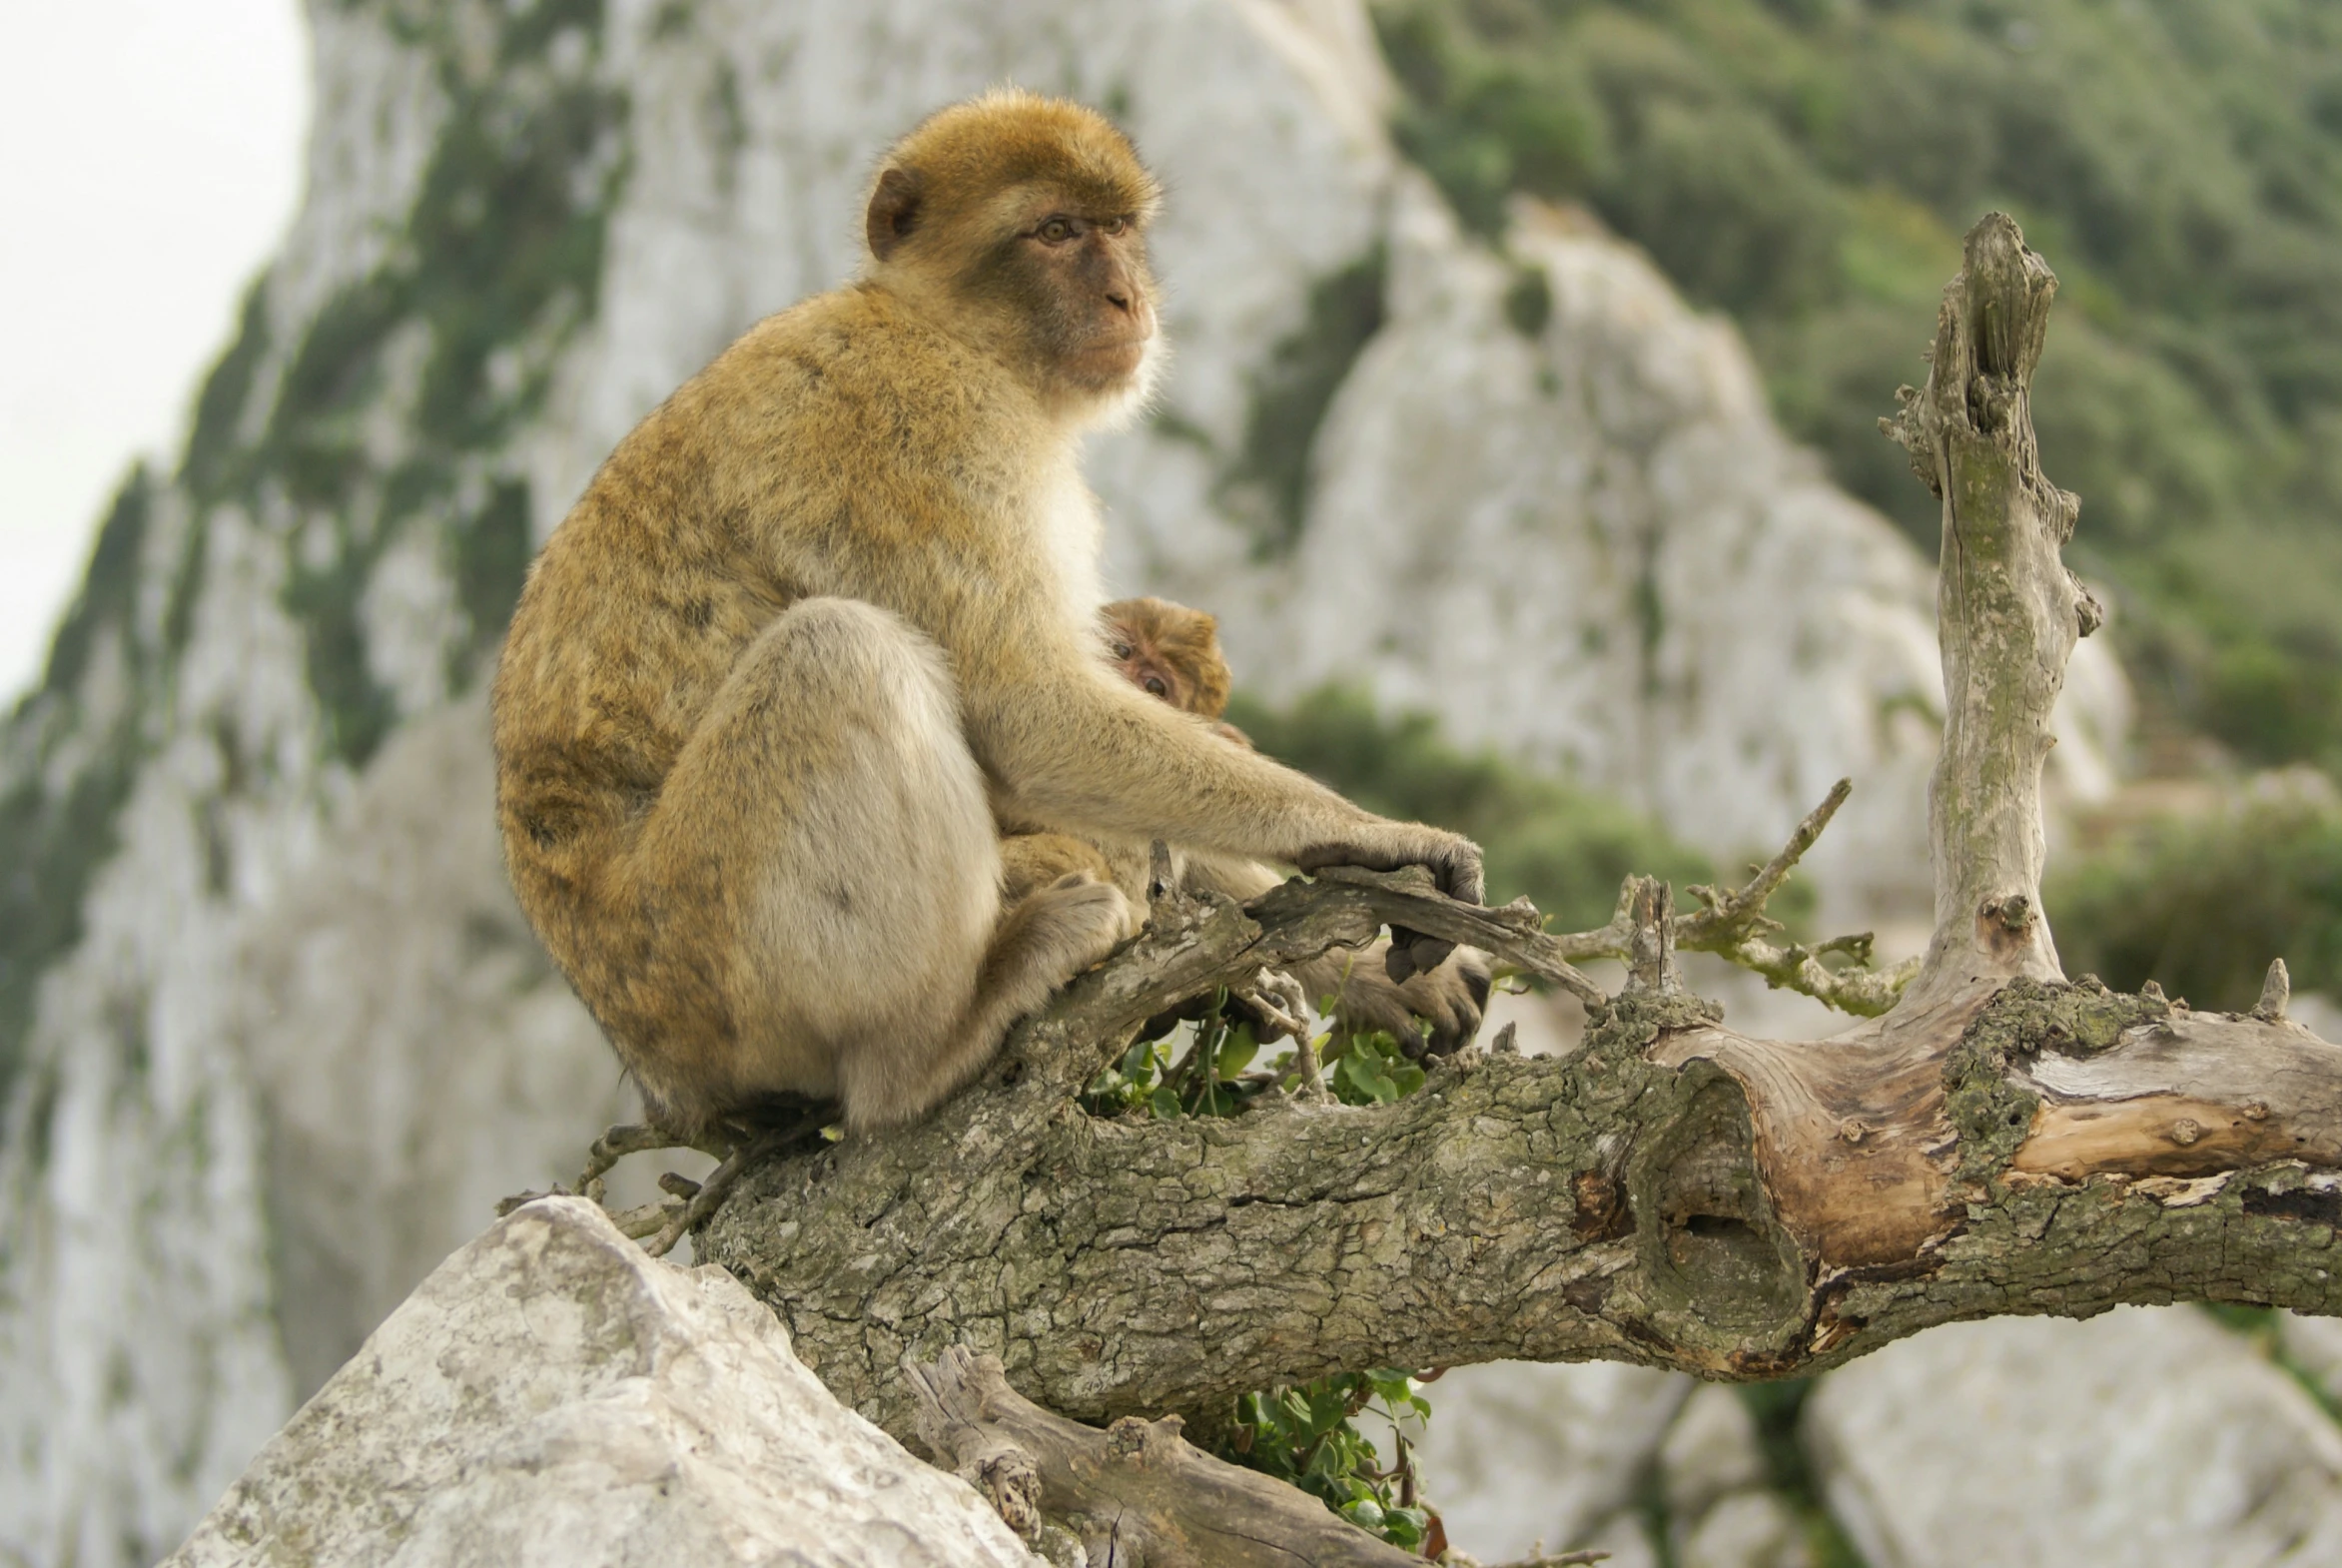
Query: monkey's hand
[
  {"left": 1293, "top": 824, "right": 1484, "bottom": 980},
  {"left": 1292, "top": 944, "right": 1491, "bottom": 1059}
]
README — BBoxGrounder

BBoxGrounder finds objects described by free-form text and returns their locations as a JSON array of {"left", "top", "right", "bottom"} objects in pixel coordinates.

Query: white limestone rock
[
  {"left": 530, "top": 0, "right": 1399, "bottom": 586},
  {"left": 1409, "top": 1359, "right": 1691, "bottom": 1561},
  {"left": 1655, "top": 1385, "right": 1812, "bottom": 1568},
  {"left": 1257, "top": 183, "right": 2126, "bottom": 932},
  {"left": 1661, "top": 1383, "right": 1769, "bottom": 1523},
  {"left": 0, "top": 485, "right": 315, "bottom": 1568},
  {"left": 1578, "top": 1521, "right": 1663, "bottom": 1568},
  {"left": 2280, "top": 1311, "right": 2342, "bottom": 1406},
  {"left": 163, "top": 1195, "right": 1038, "bottom": 1568},
  {"left": 1680, "top": 1491, "right": 1811, "bottom": 1568},
  {"left": 1806, "top": 1307, "right": 2342, "bottom": 1568}
]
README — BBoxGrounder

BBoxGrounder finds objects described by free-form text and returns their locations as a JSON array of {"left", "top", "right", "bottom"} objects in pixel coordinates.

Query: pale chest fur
[{"left": 1028, "top": 452, "right": 1108, "bottom": 632}]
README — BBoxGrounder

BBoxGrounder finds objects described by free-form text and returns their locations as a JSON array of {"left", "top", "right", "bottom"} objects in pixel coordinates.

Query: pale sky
[{"left": 0, "top": 0, "right": 310, "bottom": 703}]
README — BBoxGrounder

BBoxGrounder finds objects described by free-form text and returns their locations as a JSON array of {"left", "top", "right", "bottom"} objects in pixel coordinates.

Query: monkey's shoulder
[{"left": 687, "top": 287, "right": 1033, "bottom": 451}]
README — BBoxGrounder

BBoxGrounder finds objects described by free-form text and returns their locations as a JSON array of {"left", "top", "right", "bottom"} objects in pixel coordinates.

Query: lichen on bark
[{"left": 1942, "top": 978, "right": 2168, "bottom": 1183}]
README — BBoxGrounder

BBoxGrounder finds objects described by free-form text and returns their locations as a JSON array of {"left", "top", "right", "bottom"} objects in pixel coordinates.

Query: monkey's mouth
[{"left": 1066, "top": 337, "right": 1153, "bottom": 384}]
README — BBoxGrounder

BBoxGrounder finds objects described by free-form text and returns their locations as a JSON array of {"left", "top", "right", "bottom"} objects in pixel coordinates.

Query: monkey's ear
[{"left": 867, "top": 167, "right": 925, "bottom": 262}]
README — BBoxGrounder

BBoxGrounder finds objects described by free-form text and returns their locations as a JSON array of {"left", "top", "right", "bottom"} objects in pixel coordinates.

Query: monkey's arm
[
  {"left": 742, "top": 448, "right": 1479, "bottom": 902},
  {"left": 965, "top": 654, "right": 1484, "bottom": 905}
]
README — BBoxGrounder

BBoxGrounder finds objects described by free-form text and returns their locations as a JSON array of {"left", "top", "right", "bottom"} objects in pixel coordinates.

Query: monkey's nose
[{"left": 1106, "top": 290, "right": 1133, "bottom": 314}]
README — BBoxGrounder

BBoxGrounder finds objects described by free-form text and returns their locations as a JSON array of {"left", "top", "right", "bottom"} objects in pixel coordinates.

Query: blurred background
[
  {"left": 0, "top": 1, "right": 308, "bottom": 701},
  {"left": 6, "top": 1, "right": 2342, "bottom": 1565}
]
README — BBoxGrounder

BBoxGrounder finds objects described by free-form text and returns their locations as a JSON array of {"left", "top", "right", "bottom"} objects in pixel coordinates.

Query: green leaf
[
  {"left": 1215, "top": 1025, "right": 1259, "bottom": 1080},
  {"left": 1335, "top": 1047, "right": 1400, "bottom": 1104}
]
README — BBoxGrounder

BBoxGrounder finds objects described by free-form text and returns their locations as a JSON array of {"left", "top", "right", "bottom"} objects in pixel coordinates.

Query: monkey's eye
[
  {"left": 1038, "top": 216, "right": 1078, "bottom": 244},
  {"left": 1145, "top": 676, "right": 1169, "bottom": 697},
  {"left": 1112, "top": 642, "right": 1134, "bottom": 660},
  {"left": 1100, "top": 216, "right": 1130, "bottom": 236}
]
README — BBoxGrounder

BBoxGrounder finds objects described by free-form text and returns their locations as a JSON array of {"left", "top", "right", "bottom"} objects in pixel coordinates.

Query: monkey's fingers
[
  {"left": 1439, "top": 840, "right": 1487, "bottom": 906},
  {"left": 1139, "top": 989, "right": 1222, "bottom": 1042},
  {"left": 1298, "top": 830, "right": 1486, "bottom": 907},
  {"left": 1385, "top": 927, "right": 1457, "bottom": 983}
]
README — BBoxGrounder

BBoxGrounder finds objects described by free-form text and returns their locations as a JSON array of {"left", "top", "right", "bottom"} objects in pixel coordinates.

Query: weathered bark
[
  {"left": 693, "top": 213, "right": 2342, "bottom": 1499},
  {"left": 1884, "top": 210, "right": 2096, "bottom": 1013}
]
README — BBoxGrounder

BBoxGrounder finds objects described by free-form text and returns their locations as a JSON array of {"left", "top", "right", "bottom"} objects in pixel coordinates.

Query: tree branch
[
  {"left": 699, "top": 852, "right": 2342, "bottom": 1438},
  {"left": 911, "top": 1346, "right": 1423, "bottom": 1567},
  {"left": 1884, "top": 211, "right": 2098, "bottom": 1013},
  {"left": 1546, "top": 779, "right": 1920, "bottom": 1016}
]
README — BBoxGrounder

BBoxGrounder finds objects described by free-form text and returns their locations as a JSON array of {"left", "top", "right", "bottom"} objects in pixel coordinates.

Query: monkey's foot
[
  {"left": 490, "top": 1123, "right": 695, "bottom": 1216},
  {"left": 494, "top": 1112, "right": 807, "bottom": 1233},
  {"left": 587, "top": 1103, "right": 828, "bottom": 1256},
  {"left": 640, "top": 1112, "right": 825, "bottom": 1257},
  {"left": 567, "top": 1121, "right": 740, "bottom": 1204},
  {"left": 577, "top": 1123, "right": 683, "bottom": 1205}
]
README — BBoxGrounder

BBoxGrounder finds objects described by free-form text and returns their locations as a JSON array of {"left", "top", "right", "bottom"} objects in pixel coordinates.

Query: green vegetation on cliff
[
  {"left": 2052, "top": 787, "right": 2342, "bottom": 1011},
  {"left": 1377, "top": 0, "right": 2342, "bottom": 772},
  {"left": 0, "top": 475, "right": 151, "bottom": 1104}
]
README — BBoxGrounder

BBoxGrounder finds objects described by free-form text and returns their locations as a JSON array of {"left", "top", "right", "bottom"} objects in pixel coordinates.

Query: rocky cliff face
[{"left": 0, "top": 1, "right": 2125, "bottom": 1562}]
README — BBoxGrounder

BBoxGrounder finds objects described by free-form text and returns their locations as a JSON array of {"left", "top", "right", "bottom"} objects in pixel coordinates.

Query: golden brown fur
[{"left": 492, "top": 91, "right": 1482, "bottom": 1134}]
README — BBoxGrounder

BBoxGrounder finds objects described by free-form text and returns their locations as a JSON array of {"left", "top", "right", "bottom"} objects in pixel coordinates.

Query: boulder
[
  {"left": 164, "top": 1196, "right": 1037, "bottom": 1568},
  {"left": 1805, "top": 1307, "right": 2342, "bottom": 1568},
  {"left": 1408, "top": 1359, "right": 1689, "bottom": 1561},
  {"left": 1679, "top": 1491, "right": 1810, "bottom": 1568}
]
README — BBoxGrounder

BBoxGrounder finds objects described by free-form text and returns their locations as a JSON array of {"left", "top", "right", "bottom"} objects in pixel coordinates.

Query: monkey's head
[
  {"left": 865, "top": 91, "right": 1164, "bottom": 422},
  {"left": 1102, "top": 597, "right": 1231, "bottom": 720}
]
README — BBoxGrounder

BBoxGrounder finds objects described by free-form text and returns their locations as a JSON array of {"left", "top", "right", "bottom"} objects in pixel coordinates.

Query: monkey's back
[{"left": 490, "top": 284, "right": 1048, "bottom": 1024}]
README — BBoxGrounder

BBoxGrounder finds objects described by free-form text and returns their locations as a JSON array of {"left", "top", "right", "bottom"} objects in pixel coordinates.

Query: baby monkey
[{"left": 1100, "top": 596, "right": 1250, "bottom": 748}]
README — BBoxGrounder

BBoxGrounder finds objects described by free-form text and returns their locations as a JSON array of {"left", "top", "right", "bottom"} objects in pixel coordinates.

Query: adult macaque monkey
[{"left": 493, "top": 91, "right": 1482, "bottom": 1136}]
